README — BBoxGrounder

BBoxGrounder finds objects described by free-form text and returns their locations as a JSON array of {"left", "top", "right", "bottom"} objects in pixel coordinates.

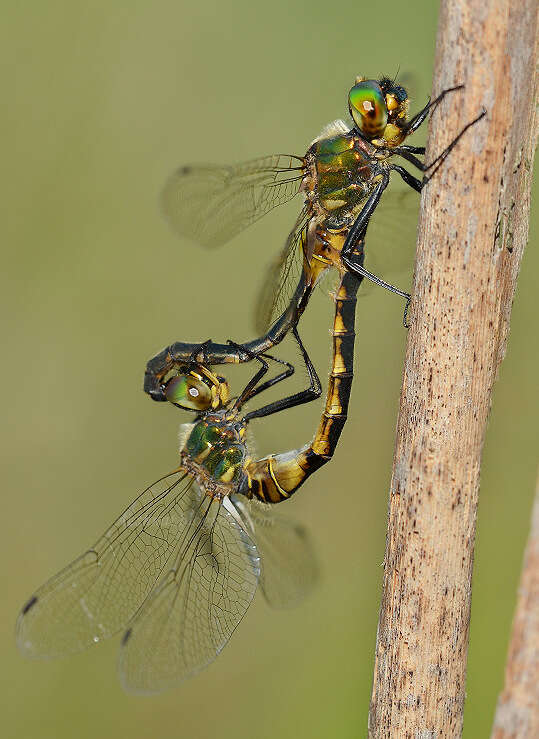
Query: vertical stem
[
  {"left": 491, "top": 471, "right": 539, "bottom": 738},
  {"left": 368, "top": 1, "right": 538, "bottom": 737}
]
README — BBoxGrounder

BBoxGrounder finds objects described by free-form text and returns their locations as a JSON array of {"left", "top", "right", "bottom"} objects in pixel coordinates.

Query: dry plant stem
[
  {"left": 491, "top": 471, "right": 539, "bottom": 738},
  {"left": 368, "top": 1, "right": 538, "bottom": 738}
]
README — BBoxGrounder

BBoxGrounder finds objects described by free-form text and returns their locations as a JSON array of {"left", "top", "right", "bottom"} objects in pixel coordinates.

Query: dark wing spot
[
  {"left": 121, "top": 627, "right": 133, "bottom": 646},
  {"left": 21, "top": 595, "right": 38, "bottom": 615}
]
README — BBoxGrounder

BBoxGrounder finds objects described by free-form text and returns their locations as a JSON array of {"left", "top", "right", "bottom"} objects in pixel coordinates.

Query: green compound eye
[
  {"left": 164, "top": 375, "right": 212, "bottom": 411},
  {"left": 348, "top": 80, "right": 388, "bottom": 139}
]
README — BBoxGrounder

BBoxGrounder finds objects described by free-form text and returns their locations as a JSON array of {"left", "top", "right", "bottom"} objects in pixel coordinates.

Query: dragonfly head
[
  {"left": 163, "top": 364, "right": 230, "bottom": 412},
  {"left": 348, "top": 76, "right": 409, "bottom": 148}
]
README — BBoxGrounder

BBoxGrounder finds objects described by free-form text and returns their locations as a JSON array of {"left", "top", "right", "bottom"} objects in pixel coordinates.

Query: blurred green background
[{"left": 1, "top": 2, "right": 537, "bottom": 737}]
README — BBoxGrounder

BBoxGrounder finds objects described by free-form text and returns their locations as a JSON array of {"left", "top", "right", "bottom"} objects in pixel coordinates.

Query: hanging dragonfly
[
  {"left": 16, "top": 262, "right": 361, "bottom": 693},
  {"left": 143, "top": 76, "right": 485, "bottom": 400}
]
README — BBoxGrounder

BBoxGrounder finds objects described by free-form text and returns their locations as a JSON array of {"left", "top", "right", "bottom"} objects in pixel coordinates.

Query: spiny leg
[
  {"left": 341, "top": 174, "right": 389, "bottom": 263},
  {"left": 342, "top": 101, "right": 486, "bottom": 305},
  {"left": 227, "top": 339, "right": 295, "bottom": 406},
  {"left": 420, "top": 108, "right": 486, "bottom": 183},
  {"left": 404, "top": 84, "right": 464, "bottom": 135},
  {"left": 343, "top": 251, "right": 411, "bottom": 301},
  {"left": 389, "top": 164, "right": 422, "bottom": 193},
  {"left": 228, "top": 345, "right": 270, "bottom": 412},
  {"left": 342, "top": 222, "right": 411, "bottom": 307},
  {"left": 244, "top": 327, "right": 322, "bottom": 422},
  {"left": 391, "top": 108, "right": 487, "bottom": 186},
  {"left": 241, "top": 357, "right": 295, "bottom": 402},
  {"left": 397, "top": 145, "right": 425, "bottom": 155}
]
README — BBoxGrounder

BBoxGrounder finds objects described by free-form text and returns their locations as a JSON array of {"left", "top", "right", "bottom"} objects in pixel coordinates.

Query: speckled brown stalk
[
  {"left": 368, "top": 1, "right": 538, "bottom": 737},
  {"left": 491, "top": 471, "right": 539, "bottom": 739}
]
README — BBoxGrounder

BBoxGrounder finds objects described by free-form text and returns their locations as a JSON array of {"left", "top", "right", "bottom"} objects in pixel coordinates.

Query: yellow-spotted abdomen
[{"left": 243, "top": 269, "right": 361, "bottom": 504}]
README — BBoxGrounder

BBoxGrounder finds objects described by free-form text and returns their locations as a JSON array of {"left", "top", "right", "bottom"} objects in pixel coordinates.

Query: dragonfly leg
[
  {"left": 393, "top": 108, "right": 487, "bottom": 184},
  {"left": 404, "top": 84, "right": 464, "bottom": 135},
  {"left": 393, "top": 150, "right": 426, "bottom": 172},
  {"left": 244, "top": 327, "right": 322, "bottom": 422},
  {"left": 227, "top": 340, "right": 296, "bottom": 406},
  {"left": 403, "top": 296, "right": 412, "bottom": 328},
  {"left": 343, "top": 236, "right": 411, "bottom": 327},
  {"left": 421, "top": 108, "right": 486, "bottom": 184},
  {"left": 340, "top": 188, "right": 411, "bottom": 304},
  {"left": 240, "top": 357, "right": 294, "bottom": 401},
  {"left": 341, "top": 173, "right": 389, "bottom": 261},
  {"left": 343, "top": 252, "right": 411, "bottom": 301},
  {"left": 389, "top": 164, "right": 422, "bottom": 192},
  {"left": 397, "top": 145, "right": 425, "bottom": 155},
  {"left": 227, "top": 344, "right": 270, "bottom": 412}
]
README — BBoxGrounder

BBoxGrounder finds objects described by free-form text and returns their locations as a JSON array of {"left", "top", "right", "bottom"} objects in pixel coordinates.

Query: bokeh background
[{"left": 1, "top": 2, "right": 537, "bottom": 737}]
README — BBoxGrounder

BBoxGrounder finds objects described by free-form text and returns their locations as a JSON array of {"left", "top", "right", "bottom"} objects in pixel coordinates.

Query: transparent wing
[
  {"left": 16, "top": 470, "right": 197, "bottom": 657},
  {"left": 119, "top": 493, "right": 260, "bottom": 694},
  {"left": 161, "top": 154, "right": 305, "bottom": 248},
  {"left": 230, "top": 496, "right": 318, "bottom": 609},
  {"left": 254, "top": 206, "right": 309, "bottom": 333}
]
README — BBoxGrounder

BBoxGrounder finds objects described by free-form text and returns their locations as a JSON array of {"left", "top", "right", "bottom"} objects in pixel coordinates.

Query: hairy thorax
[
  {"left": 180, "top": 412, "right": 248, "bottom": 500},
  {"left": 297, "top": 131, "right": 377, "bottom": 280},
  {"left": 304, "top": 131, "right": 376, "bottom": 221}
]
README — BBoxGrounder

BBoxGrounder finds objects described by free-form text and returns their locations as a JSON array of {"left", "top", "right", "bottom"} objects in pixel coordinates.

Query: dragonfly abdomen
[{"left": 243, "top": 270, "right": 360, "bottom": 504}]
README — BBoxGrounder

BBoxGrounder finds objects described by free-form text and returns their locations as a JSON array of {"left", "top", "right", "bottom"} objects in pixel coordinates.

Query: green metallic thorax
[
  {"left": 182, "top": 413, "right": 247, "bottom": 491},
  {"left": 310, "top": 133, "right": 373, "bottom": 214}
]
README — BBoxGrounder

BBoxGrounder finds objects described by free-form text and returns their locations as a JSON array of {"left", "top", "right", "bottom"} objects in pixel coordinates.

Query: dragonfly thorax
[
  {"left": 305, "top": 132, "right": 375, "bottom": 217},
  {"left": 180, "top": 413, "right": 248, "bottom": 498}
]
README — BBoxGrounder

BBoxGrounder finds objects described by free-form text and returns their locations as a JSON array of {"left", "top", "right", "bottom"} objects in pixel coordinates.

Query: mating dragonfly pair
[{"left": 17, "top": 76, "right": 485, "bottom": 693}]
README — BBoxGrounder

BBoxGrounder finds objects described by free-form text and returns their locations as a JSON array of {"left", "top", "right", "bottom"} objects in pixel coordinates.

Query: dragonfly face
[
  {"left": 348, "top": 77, "right": 410, "bottom": 146},
  {"left": 307, "top": 78, "right": 412, "bottom": 220}
]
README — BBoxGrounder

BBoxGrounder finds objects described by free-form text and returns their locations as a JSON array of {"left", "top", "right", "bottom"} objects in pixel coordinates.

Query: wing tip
[{"left": 21, "top": 594, "right": 38, "bottom": 615}]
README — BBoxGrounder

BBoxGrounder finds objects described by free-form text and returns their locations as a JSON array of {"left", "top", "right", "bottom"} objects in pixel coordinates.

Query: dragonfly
[
  {"left": 16, "top": 261, "right": 361, "bottom": 693},
  {"left": 143, "top": 75, "right": 485, "bottom": 400}
]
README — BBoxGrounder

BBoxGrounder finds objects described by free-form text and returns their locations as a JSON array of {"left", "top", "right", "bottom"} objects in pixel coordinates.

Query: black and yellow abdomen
[{"left": 243, "top": 268, "right": 361, "bottom": 503}]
